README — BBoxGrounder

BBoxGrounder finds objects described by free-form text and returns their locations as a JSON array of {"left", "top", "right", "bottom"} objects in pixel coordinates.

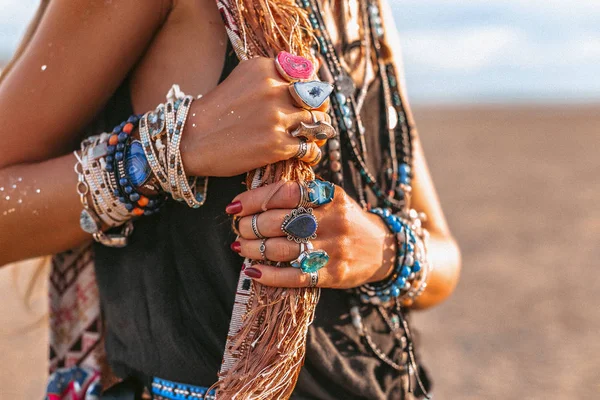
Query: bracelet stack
[
  {"left": 358, "top": 208, "right": 431, "bottom": 305},
  {"left": 75, "top": 85, "right": 208, "bottom": 246}
]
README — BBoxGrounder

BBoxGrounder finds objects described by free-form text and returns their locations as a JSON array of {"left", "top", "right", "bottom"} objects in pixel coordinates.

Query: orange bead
[
  {"left": 132, "top": 208, "right": 144, "bottom": 217},
  {"left": 108, "top": 135, "right": 119, "bottom": 146},
  {"left": 123, "top": 123, "right": 134, "bottom": 134},
  {"left": 137, "top": 196, "right": 149, "bottom": 207}
]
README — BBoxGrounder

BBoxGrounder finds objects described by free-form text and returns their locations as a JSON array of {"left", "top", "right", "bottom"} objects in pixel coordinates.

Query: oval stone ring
[{"left": 290, "top": 241, "right": 330, "bottom": 274}]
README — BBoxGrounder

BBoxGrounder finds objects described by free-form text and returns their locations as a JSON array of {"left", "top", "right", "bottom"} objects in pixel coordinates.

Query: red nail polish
[
  {"left": 226, "top": 200, "right": 242, "bottom": 214},
  {"left": 245, "top": 268, "right": 262, "bottom": 279},
  {"left": 230, "top": 241, "right": 241, "bottom": 253}
]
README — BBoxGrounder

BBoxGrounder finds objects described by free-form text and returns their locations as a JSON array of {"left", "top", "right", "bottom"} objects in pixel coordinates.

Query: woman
[{"left": 0, "top": 0, "right": 460, "bottom": 398}]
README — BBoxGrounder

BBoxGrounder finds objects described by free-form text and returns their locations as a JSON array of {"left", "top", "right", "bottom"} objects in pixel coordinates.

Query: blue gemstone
[
  {"left": 116, "top": 143, "right": 125, "bottom": 151},
  {"left": 390, "top": 285, "right": 400, "bottom": 297},
  {"left": 395, "top": 277, "right": 407, "bottom": 287},
  {"left": 115, "top": 152, "right": 124, "bottom": 161},
  {"left": 118, "top": 132, "right": 128, "bottom": 142},
  {"left": 129, "top": 193, "right": 140, "bottom": 202},
  {"left": 124, "top": 203, "right": 134, "bottom": 211},
  {"left": 282, "top": 211, "right": 318, "bottom": 239},
  {"left": 119, "top": 178, "right": 128, "bottom": 186},
  {"left": 106, "top": 155, "right": 114, "bottom": 164},
  {"left": 125, "top": 141, "right": 152, "bottom": 187},
  {"left": 336, "top": 92, "right": 347, "bottom": 104},
  {"left": 106, "top": 145, "right": 116, "bottom": 154},
  {"left": 104, "top": 163, "right": 113, "bottom": 172},
  {"left": 300, "top": 250, "right": 330, "bottom": 273},
  {"left": 124, "top": 186, "right": 133, "bottom": 194},
  {"left": 307, "top": 180, "right": 335, "bottom": 206}
]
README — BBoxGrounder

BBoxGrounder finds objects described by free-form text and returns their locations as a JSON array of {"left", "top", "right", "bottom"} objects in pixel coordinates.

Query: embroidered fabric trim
[{"left": 151, "top": 377, "right": 216, "bottom": 400}]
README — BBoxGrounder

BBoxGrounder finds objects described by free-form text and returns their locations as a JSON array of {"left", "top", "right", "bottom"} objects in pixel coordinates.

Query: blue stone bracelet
[{"left": 357, "top": 208, "right": 423, "bottom": 305}]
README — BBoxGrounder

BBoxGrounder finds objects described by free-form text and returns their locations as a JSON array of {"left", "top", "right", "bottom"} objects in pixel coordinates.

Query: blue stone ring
[
  {"left": 291, "top": 241, "right": 330, "bottom": 274},
  {"left": 298, "top": 179, "right": 335, "bottom": 208},
  {"left": 281, "top": 207, "right": 318, "bottom": 243}
]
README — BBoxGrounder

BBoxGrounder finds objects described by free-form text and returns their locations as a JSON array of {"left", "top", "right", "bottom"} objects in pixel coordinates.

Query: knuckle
[{"left": 282, "top": 182, "right": 299, "bottom": 204}]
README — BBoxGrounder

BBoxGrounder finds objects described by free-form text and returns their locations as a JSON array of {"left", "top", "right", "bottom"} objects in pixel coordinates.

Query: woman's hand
[
  {"left": 225, "top": 181, "right": 396, "bottom": 289},
  {"left": 180, "top": 57, "right": 330, "bottom": 177}
]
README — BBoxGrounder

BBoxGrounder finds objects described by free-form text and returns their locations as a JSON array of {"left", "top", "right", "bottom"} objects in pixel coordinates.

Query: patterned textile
[
  {"left": 45, "top": 366, "right": 102, "bottom": 400},
  {"left": 49, "top": 244, "right": 102, "bottom": 372}
]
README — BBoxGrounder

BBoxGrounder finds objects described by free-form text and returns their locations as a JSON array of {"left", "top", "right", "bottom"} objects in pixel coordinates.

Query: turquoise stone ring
[{"left": 290, "top": 242, "right": 330, "bottom": 273}]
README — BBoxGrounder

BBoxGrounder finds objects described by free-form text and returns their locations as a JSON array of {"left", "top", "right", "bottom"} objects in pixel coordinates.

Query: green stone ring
[{"left": 291, "top": 241, "right": 330, "bottom": 273}]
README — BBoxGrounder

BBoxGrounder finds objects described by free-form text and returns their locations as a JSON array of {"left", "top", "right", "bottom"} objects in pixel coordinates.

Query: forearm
[
  {"left": 412, "top": 234, "right": 461, "bottom": 310},
  {"left": 0, "top": 153, "right": 90, "bottom": 266}
]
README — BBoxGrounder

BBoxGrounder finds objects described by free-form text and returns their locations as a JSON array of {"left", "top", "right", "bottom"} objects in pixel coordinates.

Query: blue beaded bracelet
[
  {"left": 105, "top": 114, "right": 164, "bottom": 216},
  {"left": 357, "top": 208, "right": 426, "bottom": 305}
]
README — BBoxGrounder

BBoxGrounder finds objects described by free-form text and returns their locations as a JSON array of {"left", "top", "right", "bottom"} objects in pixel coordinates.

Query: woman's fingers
[
  {"left": 237, "top": 209, "right": 290, "bottom": 239},
  {"left": 228, "top": 182, "right": 300, "bottom": 217},
  {"left": 237, "top": 237, "right": 316, "bottom": 262},
  {"left": 243, "top": 264, "right": 333, "bottom": 288}
]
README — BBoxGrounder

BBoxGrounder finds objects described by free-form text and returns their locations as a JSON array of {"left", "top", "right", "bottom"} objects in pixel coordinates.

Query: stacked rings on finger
[
  {"left": 298, "top": 179, "right": 335, "bottom": 208},
  {"left": 251, "top": 214, "right": 266, "bottom": 239}
]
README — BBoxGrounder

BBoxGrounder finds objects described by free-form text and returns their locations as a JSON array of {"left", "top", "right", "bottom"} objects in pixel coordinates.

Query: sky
[{"left": 1, "top": 0, "right": 599, "bottom": 104}]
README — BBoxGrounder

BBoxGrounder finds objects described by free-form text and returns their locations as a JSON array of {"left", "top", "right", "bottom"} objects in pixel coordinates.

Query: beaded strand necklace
[{"left": 301, "top": 0, "right": 430, "bottom": 396}]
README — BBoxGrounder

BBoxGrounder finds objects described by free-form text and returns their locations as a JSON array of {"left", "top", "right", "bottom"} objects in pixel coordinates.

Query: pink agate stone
[{"left": 275, "top": 51, "right": 314, "bottom": 81}]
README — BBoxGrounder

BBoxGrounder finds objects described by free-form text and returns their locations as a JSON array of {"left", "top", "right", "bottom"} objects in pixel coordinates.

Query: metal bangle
[{"left": 251, "top": 214, "right": 266, "bottom": 239}]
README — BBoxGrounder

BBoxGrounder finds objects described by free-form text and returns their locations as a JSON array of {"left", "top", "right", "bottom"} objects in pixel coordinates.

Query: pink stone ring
[{"left": 275, "top": 51, "right": 315, "bottom": 82}]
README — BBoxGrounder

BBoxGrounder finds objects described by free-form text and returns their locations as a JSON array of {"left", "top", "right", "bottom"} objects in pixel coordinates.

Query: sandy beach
[
  {"left": 412, "top": 104, "right": 600, "bottom": 399},
  {"left": 1, "top": 104, "right": 598, "bottom": 399}
]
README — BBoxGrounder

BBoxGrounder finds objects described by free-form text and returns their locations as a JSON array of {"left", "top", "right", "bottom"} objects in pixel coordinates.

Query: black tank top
[{"left": 94, "top": 43, "right": 428, "bottom": 399}]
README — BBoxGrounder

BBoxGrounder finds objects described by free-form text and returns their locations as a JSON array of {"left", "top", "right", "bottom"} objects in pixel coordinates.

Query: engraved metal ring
[
  {"left": 308, "top": 271, "right": 319, "bottom": 288},
  {"left": 294, "top": 137, "right": 309, "bottom": 159},
  {"left": 251, "top": 214, "right": 266, "bottom": 239}
]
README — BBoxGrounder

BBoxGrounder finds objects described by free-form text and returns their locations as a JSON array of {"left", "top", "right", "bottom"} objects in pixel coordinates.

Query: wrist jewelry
[{"left": 357, "top": 207, "right": 430, "bottom": 305}]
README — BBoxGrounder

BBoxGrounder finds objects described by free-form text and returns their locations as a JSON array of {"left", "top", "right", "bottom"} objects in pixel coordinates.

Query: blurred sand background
[
  {"left": 1, "top": 104, "right": 598, "bottom": 399},
  {"left": 412, "top": 104, "right": 600, "bottom": 399}
]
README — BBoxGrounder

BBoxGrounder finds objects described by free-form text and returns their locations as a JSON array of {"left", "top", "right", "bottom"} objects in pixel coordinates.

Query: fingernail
[
  {"left": 226, "top": 200, "right": 242, "bottom": 214},
  {"left": 230, "top": 241, "right": 241, "bottom": 253},
  {"left": 245, "top": 268, "right": 262, "bottom": 279}
]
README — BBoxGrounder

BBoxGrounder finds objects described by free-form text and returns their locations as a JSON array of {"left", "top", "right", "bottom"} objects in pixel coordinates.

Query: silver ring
[
  {"left": 308, "top": 271, "right": 319, "bottom": 288},
  {"left": 308, "top": 148, "right": 322, "bottom": 165},
  {"left": 297, "top": 181, "right": 311, "bottom": 209},
  {"left": 259, "top": 238, "right": 267, "bottom": 260},
  {"left": 294, "top": 137, "right": 308, "bottom": 159},
  {"left": 251, "top": 214, "right": 266, "bottom": 239}
]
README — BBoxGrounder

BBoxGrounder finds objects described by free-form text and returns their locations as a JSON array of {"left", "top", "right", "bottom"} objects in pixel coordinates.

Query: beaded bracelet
[
  {"left": 105, "top": 115, "right": 164, "bottom": 216},
  {"left": 357, "top": 207, "right": 430, "bottom": 305}
]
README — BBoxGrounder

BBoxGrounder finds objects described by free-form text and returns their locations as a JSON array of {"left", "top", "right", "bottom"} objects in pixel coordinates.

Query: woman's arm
[
  {"left": 0, "top": 0, "right": 169, "bottom": 265},
  {"left": 379, "top": 0, "right": 461, "bottom": 309}
]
